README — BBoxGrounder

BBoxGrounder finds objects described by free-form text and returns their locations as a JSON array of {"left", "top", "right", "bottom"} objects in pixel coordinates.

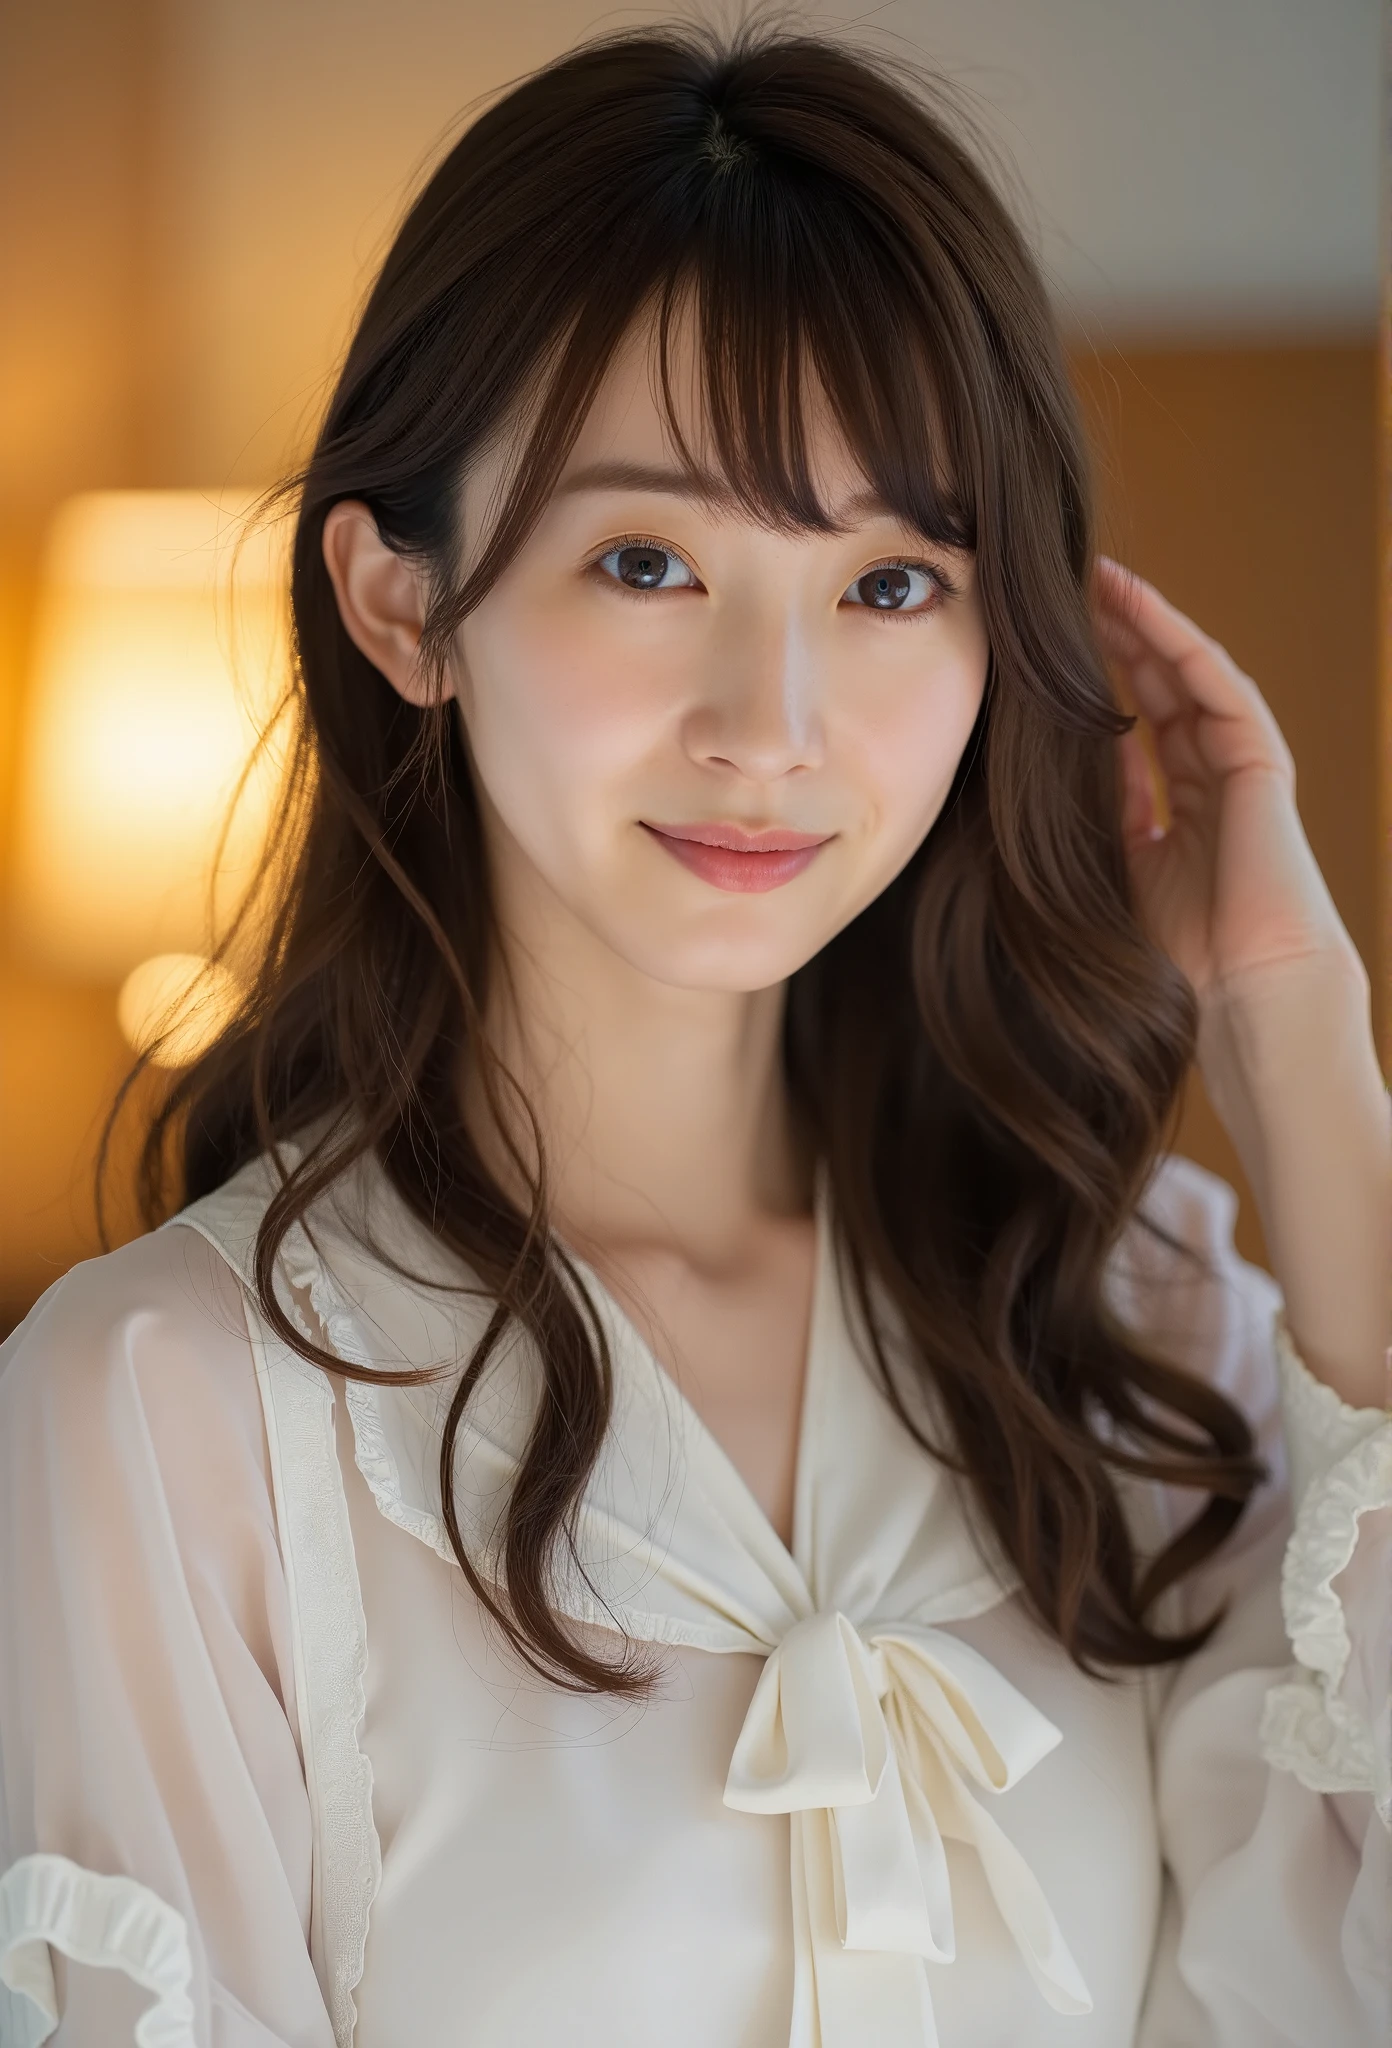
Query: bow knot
[{"left": 723, "top": 1610, "right": 1093, "bottom": 2039}]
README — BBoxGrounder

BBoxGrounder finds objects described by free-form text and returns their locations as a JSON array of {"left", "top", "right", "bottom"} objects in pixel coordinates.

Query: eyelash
[{"left": 588, "top": 533, "right": 959, "bottom": 618}]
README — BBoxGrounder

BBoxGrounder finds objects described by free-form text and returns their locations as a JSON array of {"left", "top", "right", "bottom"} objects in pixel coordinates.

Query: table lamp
[{"left": 10, "top": 490, "right": 291, "bottom": 1063}]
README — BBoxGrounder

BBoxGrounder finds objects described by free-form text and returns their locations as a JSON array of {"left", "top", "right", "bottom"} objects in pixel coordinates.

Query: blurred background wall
[{"left": 0, "top": 0, "right": 1384, "bottom": 1331}]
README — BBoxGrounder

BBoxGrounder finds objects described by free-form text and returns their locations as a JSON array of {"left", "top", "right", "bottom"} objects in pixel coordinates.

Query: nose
[{"left": 682, "top": 604, "right": 825, "bottom": 782}]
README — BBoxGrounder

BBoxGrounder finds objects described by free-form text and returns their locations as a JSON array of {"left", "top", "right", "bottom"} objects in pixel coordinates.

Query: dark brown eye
[
  {"left": 858, "top": 566, "right": 911, "bottom": 609},
  {"left": 597, "top": 540, "right": 697, "bottom": 592},
  {"left": 842, "top": 561, "right": 941, "bottom": 614},
  {"left": 617, "top": 545, "right": 669, "bottom": 588}
]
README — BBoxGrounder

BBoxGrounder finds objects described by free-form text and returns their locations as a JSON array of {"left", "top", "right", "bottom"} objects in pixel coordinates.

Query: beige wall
[
  {"left": 0, "top": 0, "right": 161, "bottom": 1327},
  {"left": 1073, "top": 343, "right": 1381, "bottom": 1246},
  {"left": 0, "top": 2, "right": 1382, "bottom": 1327}
]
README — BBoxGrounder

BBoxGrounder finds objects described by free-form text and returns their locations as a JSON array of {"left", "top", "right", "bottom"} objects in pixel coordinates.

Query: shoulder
[
  {"left": 2, "top": 1222, "right": 253, "bottom": 1391},
  {"left": 1105, "top": 1150, "right": 1283, "bottom": 1403},
  {"left": 0, "top": 1224, "right": 267, "bottom": 1507},
  {"left": 1105, "top": 1150, "right": 1288, "bottom": 1506},
  {"left": 1117, "top": 1148, "right": 1244, "bottom": 1279},
  {"left": 1091, "top": 1156, "right": 1296, "bottom": 1623},
  {"left": 0, "top": 1224, "right": 306, "bottom": 1841}
]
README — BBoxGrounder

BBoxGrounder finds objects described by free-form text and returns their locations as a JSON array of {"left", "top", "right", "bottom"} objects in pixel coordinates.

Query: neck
[{"left": 462, "top": 851, "right": 814, "bottom": 1269}]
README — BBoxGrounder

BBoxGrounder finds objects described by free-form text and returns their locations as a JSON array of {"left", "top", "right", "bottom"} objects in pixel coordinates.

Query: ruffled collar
[{"left": 172, "top": 1138, "right": 1094, "bottom": 2046}]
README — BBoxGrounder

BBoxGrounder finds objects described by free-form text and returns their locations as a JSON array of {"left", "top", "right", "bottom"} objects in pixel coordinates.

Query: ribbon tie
[{"left": 723, "top": 1611, "right": 1093, "bottom": 2045}]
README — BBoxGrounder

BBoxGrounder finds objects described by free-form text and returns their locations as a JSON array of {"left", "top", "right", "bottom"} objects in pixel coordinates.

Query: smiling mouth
[
  {"left": 643, "top": 819, "right": 832, "bottom": 852},
  {"left": 640, "top": 819, "right": 834, "bottom": 893}
]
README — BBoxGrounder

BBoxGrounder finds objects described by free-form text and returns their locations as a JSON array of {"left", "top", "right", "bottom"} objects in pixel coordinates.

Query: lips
[
  {"left": 642, "top": 820, "right": 832, "bottom": 853},
  {"left": 640, "top": 819, "right": 834, "bottom": 893}
]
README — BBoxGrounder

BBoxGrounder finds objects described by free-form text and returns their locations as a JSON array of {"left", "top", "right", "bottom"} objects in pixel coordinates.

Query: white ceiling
[
  {"left": 157, "top": 0, "right": 1384, "bottom": 480},
  {"left": 861, "top": 0, "right": 1382, "bottom": 338}
]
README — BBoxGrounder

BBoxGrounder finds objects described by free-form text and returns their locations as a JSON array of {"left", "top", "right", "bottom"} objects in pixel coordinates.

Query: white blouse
[{"left": 0, "top": 1139, "right": 1388, "bottom": 2048}]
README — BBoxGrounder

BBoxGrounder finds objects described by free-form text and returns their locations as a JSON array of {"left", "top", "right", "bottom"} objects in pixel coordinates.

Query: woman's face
[{"left": 448, "top": 311, "right": 991, "bottom": 994}]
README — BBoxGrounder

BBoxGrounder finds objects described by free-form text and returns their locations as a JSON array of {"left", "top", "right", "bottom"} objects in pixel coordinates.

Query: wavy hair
[{"left": 101, "top": 17, "right": 1268, "bottom": 1695}]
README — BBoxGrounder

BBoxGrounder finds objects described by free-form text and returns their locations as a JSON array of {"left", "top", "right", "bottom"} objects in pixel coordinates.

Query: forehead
[
  {"left": 459, "top": 286, "right": 969, "bottom": 560},
  {"left": 559, "top": 301, "right": 873, "bottom": 514}
]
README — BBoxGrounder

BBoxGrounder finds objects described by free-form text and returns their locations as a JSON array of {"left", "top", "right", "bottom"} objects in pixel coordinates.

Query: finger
[
  {"left": 1092, "top": 558, "right": 1258, "bottom": 721},
  {"left": 1096, "top": 635, "right": 1188, "bottom": 727},
  {"left": 1091, "top": 552, "right": 1144, "bottom": 616},
  {"left": 1093, "top": 560, "right": 1293, "bottom": 784},
  {"left": 1091, "top": 565, "right": 1189, "bottom": 722},
  {"left": 1096, "top": 633, "right": 1228, "bottom": 796},
  {"left": 1092, "top": 559, "right": 1294, "bottom": 778},
  {"left": 1117, "top": 724, "right": 1165, "bottom": 841},
  {"left": 1121, "top": 691, "right": 1206, "bottom": 817},
  {"left": 1094, "top": 607, "right": 1190, "bottom": 732}
]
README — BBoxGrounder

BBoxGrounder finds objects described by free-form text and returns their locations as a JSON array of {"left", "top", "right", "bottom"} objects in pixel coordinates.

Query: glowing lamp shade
[{"left": 12, "top": 492, "right": 290, "bottom": 1035}]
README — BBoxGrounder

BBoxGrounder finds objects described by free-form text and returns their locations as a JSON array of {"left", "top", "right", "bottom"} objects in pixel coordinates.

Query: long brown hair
[{"left": 101, "top": 17, "right": 1267, "bottom": 1695}]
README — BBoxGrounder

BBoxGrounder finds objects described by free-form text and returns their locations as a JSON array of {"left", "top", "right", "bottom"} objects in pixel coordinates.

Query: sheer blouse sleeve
[
  {"left": 1115, "top": 1155, "right": 1391, "bottom": 2048},
  {"left": 0, "top": 1224, "right": 336, "bottom": 2047}
]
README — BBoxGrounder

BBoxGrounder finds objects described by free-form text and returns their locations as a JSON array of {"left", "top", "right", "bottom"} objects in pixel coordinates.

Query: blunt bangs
[{"left": 431, "top": 92, "right": 981, "bottom": 663}]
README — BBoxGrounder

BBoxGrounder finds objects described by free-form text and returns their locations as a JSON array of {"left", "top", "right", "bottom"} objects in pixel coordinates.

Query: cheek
[
  {"left": 457, "top": 602, "right": 665, "bottom": 850},
  {"left": 841, "top": 639, "right": 987, "bottom": 859}
]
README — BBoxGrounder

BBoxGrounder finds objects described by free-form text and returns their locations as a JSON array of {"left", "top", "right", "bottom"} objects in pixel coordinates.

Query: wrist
[
  {"left": 1196, "top": 948, "right": 1382, "bottom": 1162},
  {"left": 1196, "top": 951, "right": 1392, "bottom": 1413}
]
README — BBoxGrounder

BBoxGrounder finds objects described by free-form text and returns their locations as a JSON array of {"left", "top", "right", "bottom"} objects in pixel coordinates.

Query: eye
[
  {"left": 593, "top": 536, "right": 700, "bottom": 594},
  {"left": 842, "top": 560, "right": 947, "bottom": 616}
]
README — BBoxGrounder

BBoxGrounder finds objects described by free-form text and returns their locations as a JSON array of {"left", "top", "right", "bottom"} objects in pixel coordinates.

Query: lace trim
[
  {"left": 0, "top": 1852, "right": 194, "bottom": 2048},
  {"left": 242, "top": 1294, "right": 382, "bottom": 2048},
  {"left": 1259, "top": 1310, "right": 1392, "bottom": 1828},
  {"left": 292, "top": 1248, "right": 840, "bottom": 1656},
  {"left": 1274, "top": 1304, "right": 1392, "bottom": 1517},
  {"left": 300, "top": 1259, "right": 766, "bottom": 1651},
  {"left": 284, "top": 1241, "right": 459, "bottom": 1569},
  {"left": 1258, "top": 1674, "right": 1386, "bottom": 1814}
]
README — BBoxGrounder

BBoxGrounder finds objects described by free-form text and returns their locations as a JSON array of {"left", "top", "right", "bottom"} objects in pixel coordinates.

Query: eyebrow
[{"left": 549, "top": 458, "right": 905, "bottom": 529}]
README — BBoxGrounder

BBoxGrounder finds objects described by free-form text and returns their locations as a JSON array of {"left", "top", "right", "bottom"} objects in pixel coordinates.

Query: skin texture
[{"left": 322, "top": 305, "right": 991, "bottom": 1544}]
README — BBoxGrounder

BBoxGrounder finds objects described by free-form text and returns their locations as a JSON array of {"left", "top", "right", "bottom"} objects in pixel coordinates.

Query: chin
[{"left": 614, "top": 918, "right": 837, "bottom": 994}]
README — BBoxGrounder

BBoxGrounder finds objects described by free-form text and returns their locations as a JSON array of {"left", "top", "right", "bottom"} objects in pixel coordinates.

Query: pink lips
[{"left": 640, "top": 819, "right": 834, "bottom": 893}]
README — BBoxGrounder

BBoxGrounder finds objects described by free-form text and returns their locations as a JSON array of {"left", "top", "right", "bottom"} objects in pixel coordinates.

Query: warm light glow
[
  {"left": 11, "top": 490, "right": 292, "bottom": 981},
  {"left": 116, "top": 952, "right": 243, "bottom": 1065}
]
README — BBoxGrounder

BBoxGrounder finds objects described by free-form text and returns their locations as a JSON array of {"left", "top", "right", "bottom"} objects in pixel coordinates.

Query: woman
[{"left": 0, "top": 21, "right": 1387, "bottom": 2047}]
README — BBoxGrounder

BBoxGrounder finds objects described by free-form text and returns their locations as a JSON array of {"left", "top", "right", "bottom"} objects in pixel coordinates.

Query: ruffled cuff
[
  {"left": 0, "top": 1851, "right": 194, "bottom": 2046},
  {"left": 1258, "top": 1305, "right": 1392, "bottom": 1828}
]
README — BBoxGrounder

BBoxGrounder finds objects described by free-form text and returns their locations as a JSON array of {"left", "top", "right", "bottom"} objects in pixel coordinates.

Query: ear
[{"left": 321, "top": 499, "right": 438, "bottom": 706}]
